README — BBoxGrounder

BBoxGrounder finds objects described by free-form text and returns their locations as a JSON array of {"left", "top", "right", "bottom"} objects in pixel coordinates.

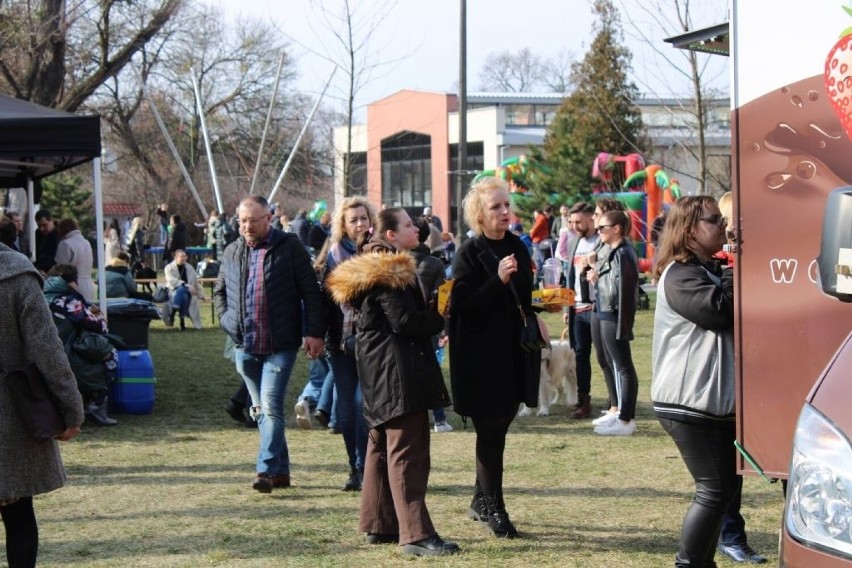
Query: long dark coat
[
  {"left": 326, "top": 244, "right": 451, "bottom": 428},
  {"left": 448, "top": 232, "right": 540, "bottom": 418}
]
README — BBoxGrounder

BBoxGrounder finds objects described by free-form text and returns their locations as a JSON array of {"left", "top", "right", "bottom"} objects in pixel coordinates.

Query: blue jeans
[
  {"left": 328, "top": 350, "right": 367, "bottom": 471},
  {"left": 299, "top": 356, "right": 331, "bottom": 409},
  {"left": 234, "top": 348, "right": 298, "bottom": 476},
  {"left": 171, "top": 285, "right": 191, "bottom": 318}
]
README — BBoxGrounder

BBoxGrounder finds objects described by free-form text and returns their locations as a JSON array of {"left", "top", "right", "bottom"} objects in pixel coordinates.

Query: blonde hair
[
  {"left": 463, "top": 177, "right": 510, "bottom": 236},
  {"left": 717, "top": 191, "right": 733, "bottom": 222},
  {"left": 329, "top": 196, "right": 376, "bottom": 244}
]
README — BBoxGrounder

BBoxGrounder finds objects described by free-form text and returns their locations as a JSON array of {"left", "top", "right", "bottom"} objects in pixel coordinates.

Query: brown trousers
[{"left": 358, "top": 410, "right": 436, "bottom": 544}]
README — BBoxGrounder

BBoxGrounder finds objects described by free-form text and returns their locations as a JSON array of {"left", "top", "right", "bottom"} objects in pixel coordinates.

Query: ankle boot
[
  {"left": 484, "top": 492, "right": 518, "bottom": 538},
  {"left": 468, "top": 480, "right": 488, "bottom": 522},
  {"left": 570, "top": 394, "right": 591, "bottom": 419},
  {"left": 179, "top": 317, "right": 186, "bottom": 331},
  {"left": 342, "top": 468, "right": 363, "bottom": 491},
  {"left": 86, "top": 399, "right": 118, "bottom": 426}
]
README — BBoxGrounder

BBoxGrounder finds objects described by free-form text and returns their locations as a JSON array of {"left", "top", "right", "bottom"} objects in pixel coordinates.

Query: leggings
[
  {"left": 471, "top": 413, "right": 516, "bottom": 496},
  {"left": 659, "top": 418, "right": 738, "bottom": 568},
  {"left": 598, "top": 318, "right": 638, "bottom": 421},
  {"left": 1, "top": 496, "right": 38, "bottom": 568},
  {"left": 590, "top": 311, "right": 618, "bottom": 408}
]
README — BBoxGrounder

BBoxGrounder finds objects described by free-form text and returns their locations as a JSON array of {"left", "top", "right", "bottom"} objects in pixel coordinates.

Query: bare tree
[
  {"left": 618, "top": 0, "right": 729, "bottom": 194},
  {"left": 478, "top": 48, "right": 574, "bottom": 93},
  {"left": 289, "top": 0, "right": 406, "bottom": 197},
  {"left": 0, "top": 0, "right": 184, "bottom": 111}
]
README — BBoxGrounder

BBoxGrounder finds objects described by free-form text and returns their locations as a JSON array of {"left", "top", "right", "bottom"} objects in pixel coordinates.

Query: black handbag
[
  {"left": 4, "top": 363, "right": 65, "bottom": 442},
  {"left": 477, "top": 238, "right": 547, "bottom": 352}
]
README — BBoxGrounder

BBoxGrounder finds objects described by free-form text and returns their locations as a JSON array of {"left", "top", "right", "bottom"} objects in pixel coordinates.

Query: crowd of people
[{"left": 0, "top": 182, "right": 765, "bottom": 566}]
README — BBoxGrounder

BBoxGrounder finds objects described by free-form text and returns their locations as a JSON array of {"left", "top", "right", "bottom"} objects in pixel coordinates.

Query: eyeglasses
[
  {"left": 597, "top": 225, "right": 614, "bottom": 230},
  {"left": 239, "top": 216, "right": 268, "bottom": 226},
  {"left": 699, "top": 214, "right": 728, "bottom": 227}
]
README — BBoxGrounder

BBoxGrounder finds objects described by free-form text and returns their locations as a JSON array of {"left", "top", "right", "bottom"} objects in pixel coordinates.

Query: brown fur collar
[{"left": 326, "top": 251, "right": 417, "bottom": 305}]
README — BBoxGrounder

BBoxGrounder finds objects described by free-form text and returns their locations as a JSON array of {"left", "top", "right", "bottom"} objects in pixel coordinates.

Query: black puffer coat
[
  {"left": 448, "top": 233, "right": 541, "bottom": 418},
  {"left": 213, "top": 229, "right": 325, "bottom": 351},
  {"left": 326, "top": 241, "right": 451, "bottom": 428}
]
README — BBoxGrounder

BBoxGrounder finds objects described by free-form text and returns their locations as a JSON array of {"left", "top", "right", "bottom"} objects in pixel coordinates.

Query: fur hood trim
[{"left": 326, "top": 251, "right": 417, "bottom": 305}]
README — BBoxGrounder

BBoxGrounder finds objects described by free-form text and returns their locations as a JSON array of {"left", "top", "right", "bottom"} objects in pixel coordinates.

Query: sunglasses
[{"left": 699, "top": 214, "right": 728, "bottom": 227}]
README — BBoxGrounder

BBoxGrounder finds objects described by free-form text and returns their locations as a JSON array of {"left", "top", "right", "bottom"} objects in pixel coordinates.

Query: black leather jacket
[{"left": 595, "top": 241, "right": 639, "bottom": 341}]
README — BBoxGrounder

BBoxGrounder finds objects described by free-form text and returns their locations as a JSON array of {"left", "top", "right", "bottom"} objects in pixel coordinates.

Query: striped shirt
[{"left": 243, "top": 239, "right": 271, "bottom": 355}]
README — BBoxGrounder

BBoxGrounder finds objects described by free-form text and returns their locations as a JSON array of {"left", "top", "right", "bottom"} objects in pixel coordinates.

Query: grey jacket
[
  {"left": 0, "top": 244, "right": 84, "bottom": 501},
  {"left": 651, "top": 259, "right": 735, "bottom": 423}
]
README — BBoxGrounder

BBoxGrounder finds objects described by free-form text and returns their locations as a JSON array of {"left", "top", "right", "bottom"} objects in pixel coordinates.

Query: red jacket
[{"left": 529, "top": 214, "right": 550, "bottom": 244}]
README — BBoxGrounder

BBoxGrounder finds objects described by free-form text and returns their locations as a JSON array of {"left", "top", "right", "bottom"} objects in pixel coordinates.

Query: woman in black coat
[
  {"left": 326, "top": 208, "right": 458, "bottom": 557},
  {"left": 449, "top": 177, "right": 541, "bottom": 539}
]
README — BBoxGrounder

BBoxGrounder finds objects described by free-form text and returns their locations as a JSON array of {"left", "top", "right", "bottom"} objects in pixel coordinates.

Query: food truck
[{"left": 669, "top": 1, "right": 852, "bottom": 564}]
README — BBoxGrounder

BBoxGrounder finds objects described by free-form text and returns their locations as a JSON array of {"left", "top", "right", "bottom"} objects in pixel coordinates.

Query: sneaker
[
  {"left": 294, "top": 399, "right": 313, "bottom": 430},
  {"left": 434, "top": 421, "right": 453, "bottom": 433},
  {"left": 592, "top": 412, "right": 618, "bottom": 427},
  {"left": 717, "top": 542, "right": 767, "bottom": 564},
  {"left": 594, "top": 419, "right": 637, "bottom": 436}
]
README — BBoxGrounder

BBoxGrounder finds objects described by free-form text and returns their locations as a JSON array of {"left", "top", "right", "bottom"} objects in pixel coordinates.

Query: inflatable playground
[{"left": 473, "top": 152, "right": 682, "bottom": 273}]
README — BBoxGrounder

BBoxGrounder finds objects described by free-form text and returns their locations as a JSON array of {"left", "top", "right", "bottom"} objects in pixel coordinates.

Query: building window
[
  {"left": 345, "top": 152, "right": 367, "bottom": 197},
  {"left": 381, "top": 131, "right": 432, "bottom": 208}
]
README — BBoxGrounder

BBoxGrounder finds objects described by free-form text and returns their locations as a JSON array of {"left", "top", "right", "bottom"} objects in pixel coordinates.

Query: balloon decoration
[
  {"left": 472, "top": 154, "right": 553, "bottom": 193},
  {"left": 307, "top": 200, "right": 328, "bottom": 223}
]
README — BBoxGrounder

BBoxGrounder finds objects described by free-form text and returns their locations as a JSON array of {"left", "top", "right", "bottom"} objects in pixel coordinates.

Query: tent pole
[
  {"left": 191, "top": 68, "right": 224, "bottom": 214},
  {"left": 268, "top": 66, "right": 337, "bottom": 205},
  {"left": 93, "top": 157, "right": 107, "bottom": 317},
  {"left": 26, "top": 178, "right": 35, "bottom": 262},
  {"left": 249, "top": 52, "right": 285, "bottom": 196}
]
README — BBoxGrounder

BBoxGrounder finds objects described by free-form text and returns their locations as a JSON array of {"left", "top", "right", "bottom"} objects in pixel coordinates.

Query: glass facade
[{"left": 380, "top": 132, "right": 432, "bottom": 208}]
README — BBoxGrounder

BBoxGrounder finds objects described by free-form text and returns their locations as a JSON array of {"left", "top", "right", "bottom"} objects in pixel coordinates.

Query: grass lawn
[{"left": 29, "top": 293, "right": 786, "bottom": 567}]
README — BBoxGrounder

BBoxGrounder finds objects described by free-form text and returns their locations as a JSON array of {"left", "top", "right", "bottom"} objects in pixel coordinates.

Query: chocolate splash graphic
[{"left": 741, "top": 75, "right": 852, "bottom": 193}]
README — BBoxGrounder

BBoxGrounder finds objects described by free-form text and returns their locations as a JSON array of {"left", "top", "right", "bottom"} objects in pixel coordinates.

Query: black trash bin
[{"left": 106, "top": 298, "right": 160, "bottom": 349}]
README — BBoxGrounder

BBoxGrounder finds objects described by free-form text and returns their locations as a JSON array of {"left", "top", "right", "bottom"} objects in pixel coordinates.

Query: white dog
[{"left": 518, "top": 330, "right": 578, "bottom": 417}]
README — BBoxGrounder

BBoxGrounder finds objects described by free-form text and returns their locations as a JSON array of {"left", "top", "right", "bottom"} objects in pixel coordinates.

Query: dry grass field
[{"left": 25, "top": 294, "right": 786, "bottom": 567}]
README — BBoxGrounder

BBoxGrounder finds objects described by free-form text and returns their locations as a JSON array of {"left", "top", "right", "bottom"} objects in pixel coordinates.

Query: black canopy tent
[{"left": 0, "top": 92, "right": 108, "bottom": 309}]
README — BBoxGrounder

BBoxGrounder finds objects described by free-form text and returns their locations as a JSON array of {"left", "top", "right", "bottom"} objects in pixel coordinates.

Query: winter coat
[
  {"left": 167, "top": 222, "right": 188, "bottom": 257},
  {"left": 43, "top": 276, "right": 115, "bottom": 398},
  {"left": 326, "top": 242, "right": 450, "bottom": 428},
  {"left": 448, "top": 233, "right": 541, "bottom": 418},
  {"left": 55, "top": 229, "right": 94, "bottom": 302},
  {"left": 164, "top": 260, "right": 205, "bottom": 329},
  {"left": 0, "top": 244, "right": 84, "bottom": 501},
  {"left": 104, "top": 227, "right": 122, "bottom": 264},
  {"left": 411, "top": 243, "right": 445, "bottom": 297},
  {"left": 105, "top": 264, "right": 136, "bottom": 298},
  {"left": 594, "top": 241, "right": 639, "bottom": 341},
  {"left": 214, "top": 229, "right": 325, "bottom": 352}
]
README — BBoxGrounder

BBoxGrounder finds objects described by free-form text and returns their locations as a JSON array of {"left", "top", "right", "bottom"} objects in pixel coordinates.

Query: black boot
[
  {"left": 468, "top": 480, "right": 488, "bottom": 522},
  {"left": 342, "top": 468, "right": 363, "bottom": 491},
  {"left": 484, "top": 492, "right": 518, "bottom": 538},
  {"left": 179, "top": 317, "right": 186, "bottom": 331},
  {"left": 86, "top": 399, "right": 118, "bottom": 426}
]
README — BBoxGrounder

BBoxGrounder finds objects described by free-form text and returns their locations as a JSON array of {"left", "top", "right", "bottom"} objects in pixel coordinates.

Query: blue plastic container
[{"left": 110, "top": 350, "right": 156, "bottom": 414}]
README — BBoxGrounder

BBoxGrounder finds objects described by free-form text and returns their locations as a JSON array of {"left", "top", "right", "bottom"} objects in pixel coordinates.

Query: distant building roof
[
  {"left": 468, "top": 92, "right": 566, "bottom": 105},
  {"left": 103, "top": 203, "right": 141, "bottom": 217}
]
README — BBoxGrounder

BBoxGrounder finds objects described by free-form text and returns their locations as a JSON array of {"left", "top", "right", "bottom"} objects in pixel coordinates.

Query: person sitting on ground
[
  {"left": 164, "top": 249, "right": 205, "bottom": 331},
  {"left": 43, "top": 264, "right": 119, "bottom": 426}
]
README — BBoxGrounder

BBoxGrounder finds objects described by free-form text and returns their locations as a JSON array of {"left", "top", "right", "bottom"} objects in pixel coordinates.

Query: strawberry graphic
[{"left": 825, "top": 5, "right": 852, "bottom": 140}]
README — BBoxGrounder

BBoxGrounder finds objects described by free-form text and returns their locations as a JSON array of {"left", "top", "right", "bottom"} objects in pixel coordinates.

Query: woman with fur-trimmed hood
[{"left": 326, "top": 208, "right": 458, "bottom": 557}]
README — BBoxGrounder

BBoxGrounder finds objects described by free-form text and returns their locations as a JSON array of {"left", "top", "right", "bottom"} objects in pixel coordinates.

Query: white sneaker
[
  {"left": 594, "top": 419, "right": 636, "bottom": 436},
  {"left": 434, "top": 421, "right": 453, "bottom": 433},
  {"left": 294, "top": 399, "right": 313, "bottom": 430},
  {"left": 592, "top": 411, "right": 618, "bottom": 427}
]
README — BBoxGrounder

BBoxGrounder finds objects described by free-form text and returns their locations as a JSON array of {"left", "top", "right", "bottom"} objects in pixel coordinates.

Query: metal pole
[
  {"left": 26, "top": 178, "right": 35, "bottom": 261},
  {"left": 191, "top": 68, "right": 224, "bottom": 214},
  {"left": 456, "top": 0, "right": 468, "bottom": 237},
  {"left": 92, "top": 159, "right": 107, "bottom": 316},
  {"left": 139, "top": 73, "right": 208, "bottom": 219},
  {"left": 268, "top": 67, "right": 337, "bottom": 205},
  {"left": 249, "top": 52, "right": 286, "bottom": 195}
]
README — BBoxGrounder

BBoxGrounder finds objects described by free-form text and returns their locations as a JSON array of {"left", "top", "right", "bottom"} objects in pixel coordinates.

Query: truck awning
[{"left": 664, "top": 22, "right": 729, "bottom": 56}]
